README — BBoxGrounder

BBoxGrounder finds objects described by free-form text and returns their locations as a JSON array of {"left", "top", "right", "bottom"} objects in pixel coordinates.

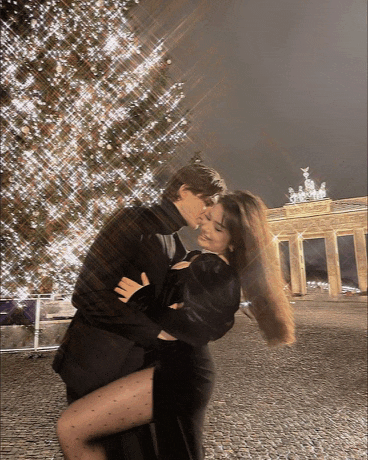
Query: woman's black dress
[{"left": 129, "top": 253, "right": 241, "bottom": 460}]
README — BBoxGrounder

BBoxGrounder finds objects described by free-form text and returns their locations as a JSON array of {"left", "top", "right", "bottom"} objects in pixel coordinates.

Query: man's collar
[{"left": 158, "top": 198, "right": 187, "bottom": 233}]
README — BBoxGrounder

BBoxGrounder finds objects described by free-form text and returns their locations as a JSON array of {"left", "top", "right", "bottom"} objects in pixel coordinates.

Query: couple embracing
[{"left": 53, "top": 163, "right": 295, "bottom": 460}]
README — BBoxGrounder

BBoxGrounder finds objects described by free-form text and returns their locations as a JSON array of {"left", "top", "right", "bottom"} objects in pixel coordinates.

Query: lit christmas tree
[{"left": 1, "top": 0, "right": 189, "bottom": 298}]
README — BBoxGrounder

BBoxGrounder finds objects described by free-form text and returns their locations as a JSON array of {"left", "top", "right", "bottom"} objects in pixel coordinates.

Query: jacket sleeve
[
  {"left": 71, "top": 207, "right": 162, "bottom": 348},
  {"left": 129, "top": 254, "right": 241, "bottom": 346}
]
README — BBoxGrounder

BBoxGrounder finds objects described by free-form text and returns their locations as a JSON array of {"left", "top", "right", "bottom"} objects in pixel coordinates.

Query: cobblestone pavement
[{"left": 1, "top": 300, "right": 367, "bottom": 459}]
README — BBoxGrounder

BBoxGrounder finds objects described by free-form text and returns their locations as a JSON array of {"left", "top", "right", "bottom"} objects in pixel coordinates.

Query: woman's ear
[{"left": 229, "top": 245, "right": 234, "bottom": 253}]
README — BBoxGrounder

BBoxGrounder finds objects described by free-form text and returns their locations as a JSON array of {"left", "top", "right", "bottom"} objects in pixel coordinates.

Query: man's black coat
[{"left": 53, "top": 198, "right": 187, "bottom": 459}]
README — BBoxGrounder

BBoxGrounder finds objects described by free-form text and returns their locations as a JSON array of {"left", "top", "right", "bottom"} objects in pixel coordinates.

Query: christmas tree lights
[{"left": 1, "top": 0, "right": 189, "bottom": 298}]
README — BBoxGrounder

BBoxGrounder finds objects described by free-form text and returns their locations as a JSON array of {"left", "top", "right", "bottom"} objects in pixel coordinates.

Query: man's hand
[{"left": 114, "top": 273, "right": 150, "bottom": 303}]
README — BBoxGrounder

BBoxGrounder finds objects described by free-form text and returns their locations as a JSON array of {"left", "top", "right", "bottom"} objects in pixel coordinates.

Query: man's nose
[
  {"left": 199, "top": 206, "right": 206, "bottom": 215},
  {"left": 197, "top": 214, "right": 205, "bottom": 225}
]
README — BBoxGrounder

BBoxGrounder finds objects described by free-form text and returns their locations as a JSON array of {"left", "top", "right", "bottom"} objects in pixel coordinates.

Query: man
[{"left": 52, "top": 163, "right": 226, "bottom": 459}]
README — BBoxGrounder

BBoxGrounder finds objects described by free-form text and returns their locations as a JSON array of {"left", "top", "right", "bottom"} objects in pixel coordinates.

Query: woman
[{"left": 57, "top": 191, "right": 295, "bottom": 460}]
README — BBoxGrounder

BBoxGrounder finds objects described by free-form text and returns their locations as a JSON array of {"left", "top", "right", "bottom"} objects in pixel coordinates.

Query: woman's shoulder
[
  {"left": 190, "top": 252, "right": 234, "bottom": 277},
  {"left": 187, "top": 253, "right": 239, "bottom": 300}
]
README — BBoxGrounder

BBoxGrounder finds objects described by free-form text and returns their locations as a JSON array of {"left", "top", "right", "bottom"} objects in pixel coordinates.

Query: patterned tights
[{"left": 57, "top": 367, "right": 154, "bottom": 460}]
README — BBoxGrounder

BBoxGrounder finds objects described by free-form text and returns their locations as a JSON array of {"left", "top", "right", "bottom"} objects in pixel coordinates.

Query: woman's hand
[
  {"left": 168, "top": 302, "right": 184, "bottom": 310},
  {"left": 114, "top": 273, "right": 150, "bottom": 303},
  {"left": 157, "top": 330, "right": 177, "bottom": 341}
]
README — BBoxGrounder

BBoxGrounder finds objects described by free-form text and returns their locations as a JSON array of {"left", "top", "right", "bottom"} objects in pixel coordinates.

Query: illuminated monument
[{"left": 268, "top": 168, "right": 367, "bottom": 297}]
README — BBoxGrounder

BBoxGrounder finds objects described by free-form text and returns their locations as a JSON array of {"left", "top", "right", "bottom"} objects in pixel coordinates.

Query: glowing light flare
[
  {"left": 104, "top": 35, "right": 120, "bottom": 53},
  {"left": 1, "top": 0, "right": 189, "bottom": 297}
]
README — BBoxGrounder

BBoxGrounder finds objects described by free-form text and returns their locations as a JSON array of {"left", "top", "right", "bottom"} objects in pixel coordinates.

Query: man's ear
[{"left": 177, "top": 184, "right": 188, "bottom": 200}]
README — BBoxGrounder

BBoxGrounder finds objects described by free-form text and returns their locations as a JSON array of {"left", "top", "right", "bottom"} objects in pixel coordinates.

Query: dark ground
[{"left": 1, "top": 300, "right": 367, "bottom": 459}]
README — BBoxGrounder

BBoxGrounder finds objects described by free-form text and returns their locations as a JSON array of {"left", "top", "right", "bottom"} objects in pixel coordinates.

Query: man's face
[{"left": 175, "top": 186, "right": 212, "bottom": 229}]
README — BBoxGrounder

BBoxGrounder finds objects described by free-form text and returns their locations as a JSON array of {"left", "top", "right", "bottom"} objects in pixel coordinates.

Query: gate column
[
  {"left": 325, "top": 231, "right": 342, "bottom": 297},
  {"left": 289, "top": 233, "right": 307, "bottom": 295},
  {"left": 353, "top": 228, "right": 367, "bottom": 293},
  {"left": 272, "top": 236, "right": 282, "bottom": 275}
]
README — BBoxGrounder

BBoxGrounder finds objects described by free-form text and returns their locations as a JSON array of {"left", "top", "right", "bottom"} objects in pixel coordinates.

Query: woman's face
[{"left": 197, "top": 203, "right": 231, "bottom": 255}]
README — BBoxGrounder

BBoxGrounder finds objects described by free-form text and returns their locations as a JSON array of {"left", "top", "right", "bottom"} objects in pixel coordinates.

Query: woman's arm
[
  {"left": 115, "top": 273, "right": 178, "bottom": 341},
  {"left": 117, "top": 254, "right": 241, "bottom": 347},
  {"left": 155, "top": 254, "right": 241, "bottom": 346}
]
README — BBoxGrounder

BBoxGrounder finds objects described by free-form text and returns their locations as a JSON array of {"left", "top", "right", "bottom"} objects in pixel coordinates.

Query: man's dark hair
[{"left": 162, "top": 164, "right": 227, "bottom": 203}]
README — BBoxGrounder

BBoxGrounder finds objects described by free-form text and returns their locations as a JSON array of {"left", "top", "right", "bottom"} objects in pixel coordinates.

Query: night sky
[
  {"left": 134, "top": 0, "right": 367, "bottom": 209},
  {"left": 133, "top": 0, "right": 366, "bottom": 284}
]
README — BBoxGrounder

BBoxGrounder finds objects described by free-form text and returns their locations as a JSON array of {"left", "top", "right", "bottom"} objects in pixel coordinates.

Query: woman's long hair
[{"left": 220, "top": 191, "right": 295, "bottom": 346}]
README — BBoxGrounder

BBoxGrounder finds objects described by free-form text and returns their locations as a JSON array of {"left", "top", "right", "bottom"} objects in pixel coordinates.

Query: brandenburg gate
[{"left": 267, "top": 168, "right": 367, "bottom": 297}]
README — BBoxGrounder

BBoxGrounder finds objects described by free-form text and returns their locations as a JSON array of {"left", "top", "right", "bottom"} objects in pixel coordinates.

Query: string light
[{"left": 1, "top": 0, "right": 189, "bottom": 298}]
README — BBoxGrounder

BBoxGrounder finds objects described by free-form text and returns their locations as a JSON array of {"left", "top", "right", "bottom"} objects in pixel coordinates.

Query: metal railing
[{"left": 0, "top": 294, "right": 75, "bottom": 353}]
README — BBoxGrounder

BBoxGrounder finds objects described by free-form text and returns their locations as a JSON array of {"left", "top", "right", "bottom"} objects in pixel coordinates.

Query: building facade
[{"left": 267, "top": 196, "right": 367, "bottom": 297}]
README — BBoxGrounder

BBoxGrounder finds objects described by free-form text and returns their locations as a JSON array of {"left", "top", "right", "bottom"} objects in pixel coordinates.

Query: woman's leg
[{"left": 57, "top": 367, "right": 154, "bottom": 460}]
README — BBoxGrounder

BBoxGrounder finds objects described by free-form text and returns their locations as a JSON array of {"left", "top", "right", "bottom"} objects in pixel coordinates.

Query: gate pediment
[
  {"left": 267, "top": 197, "right": 367, "bottom": 239},
  {"left": 284, "top": 199, "right": 331, "bottom": 218}
]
